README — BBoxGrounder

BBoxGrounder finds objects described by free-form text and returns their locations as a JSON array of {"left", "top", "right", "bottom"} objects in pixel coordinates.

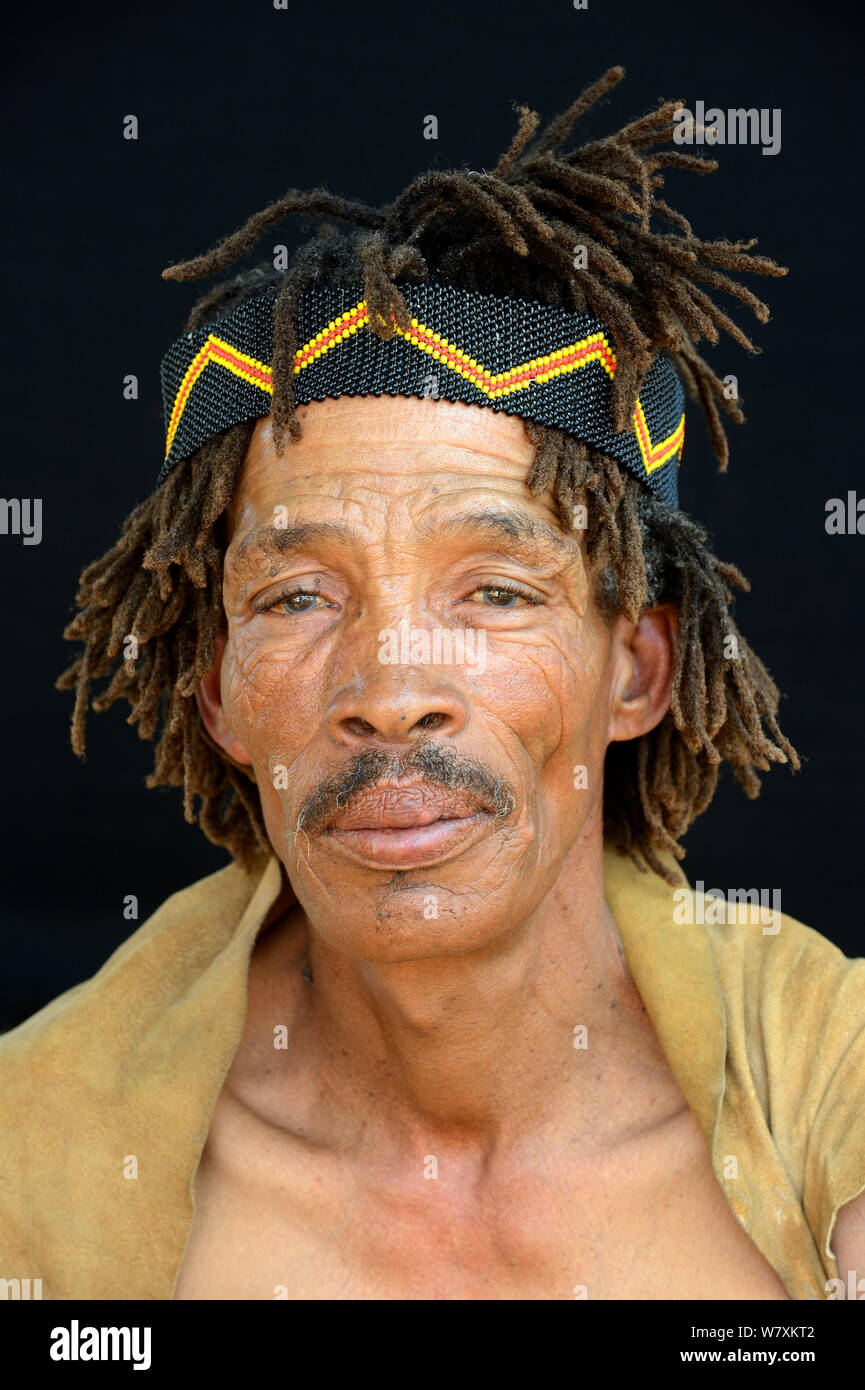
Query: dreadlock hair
[{"left": 57, "top": 65, "right": 799, "bottom": 885}]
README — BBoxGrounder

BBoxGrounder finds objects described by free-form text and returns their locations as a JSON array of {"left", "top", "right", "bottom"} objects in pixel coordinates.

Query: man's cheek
[
  {"left": 221, "top": 645, "right": 325, "bottom": 758},
  {"left": 509, "top": 637, "right": 611, "bottom": 805},
  {"left": 481, "top": 635, "right": 599, "bottom": 764}
]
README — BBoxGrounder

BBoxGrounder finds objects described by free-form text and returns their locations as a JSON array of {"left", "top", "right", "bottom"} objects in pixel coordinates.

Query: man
[{"left": 1, "top": 67, "right": 863, "bottom": 1301}]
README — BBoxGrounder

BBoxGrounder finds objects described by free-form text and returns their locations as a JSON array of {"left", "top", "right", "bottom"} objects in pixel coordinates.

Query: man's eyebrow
[
  {"left": 232, "top": 508, "right": 573, "bottom": 566},
  {"left": 424, "top": 508, "right": 572, "bottom": 557},
  {"left": 233, "top": 521, "right": 357, "bottom": 565}
]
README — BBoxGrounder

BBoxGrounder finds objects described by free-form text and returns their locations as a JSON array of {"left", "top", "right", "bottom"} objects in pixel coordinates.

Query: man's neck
[{"left": 235, "top": 830, "right": 664, "bottom": 1171}]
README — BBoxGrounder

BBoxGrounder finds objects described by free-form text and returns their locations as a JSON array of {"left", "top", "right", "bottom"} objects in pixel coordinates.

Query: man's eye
[
  {"left": 468, "top": 586, "right": 536, "bottom": 608},
  {"left": 261, "top": 590, "right": 324, "bottom": 614}
]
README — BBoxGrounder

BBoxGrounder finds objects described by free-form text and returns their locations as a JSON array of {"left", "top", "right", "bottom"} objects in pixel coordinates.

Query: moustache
[{"left": 295, "top": 742, "right": 517, "bottom": 835}]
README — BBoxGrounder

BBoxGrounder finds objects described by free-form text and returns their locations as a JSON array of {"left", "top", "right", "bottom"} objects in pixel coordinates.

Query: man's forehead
[
  {"left": 242, "top": 395, "right": 537, "bottom": 479},
  {"left": 227, "top": 395, "right": 565, "bottom": 548}
]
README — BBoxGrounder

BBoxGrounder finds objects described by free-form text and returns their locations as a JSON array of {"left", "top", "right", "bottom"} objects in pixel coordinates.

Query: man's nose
[{"left": 324, "top": 655, "right": 471, "bottom": 748}]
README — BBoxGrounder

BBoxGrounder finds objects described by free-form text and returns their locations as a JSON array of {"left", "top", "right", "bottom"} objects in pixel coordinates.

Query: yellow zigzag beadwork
[
  {"left": 166, "top": 299, "right": 683, "bottom": 476},
  {"left": 165, "top": 336, "right": 274, "bottom": 457}
]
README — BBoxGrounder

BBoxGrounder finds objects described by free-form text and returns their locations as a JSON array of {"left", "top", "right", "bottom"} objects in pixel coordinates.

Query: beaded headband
[{"left": 159, "top": 281, "right": 685, "bottom": 507}]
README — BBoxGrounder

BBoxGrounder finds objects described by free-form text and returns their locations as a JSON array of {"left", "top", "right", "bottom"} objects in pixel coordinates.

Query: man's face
[{"left": 199, "top": 395, "right": 671, "bottom": 960}]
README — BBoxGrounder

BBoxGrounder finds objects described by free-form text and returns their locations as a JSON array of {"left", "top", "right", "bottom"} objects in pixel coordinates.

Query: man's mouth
[{"left": 321, "top": 779, "right": 498, "bottom": 869}]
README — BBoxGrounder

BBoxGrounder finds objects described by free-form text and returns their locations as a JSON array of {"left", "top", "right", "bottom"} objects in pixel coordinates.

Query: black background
[{"left": 1, "top": 0, "right": 862, "bottom": 1031}]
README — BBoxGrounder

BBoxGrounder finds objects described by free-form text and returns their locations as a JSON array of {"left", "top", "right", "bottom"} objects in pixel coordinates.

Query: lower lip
[{"left": 323, "top": 812, "right": 493, "bottom": 869}]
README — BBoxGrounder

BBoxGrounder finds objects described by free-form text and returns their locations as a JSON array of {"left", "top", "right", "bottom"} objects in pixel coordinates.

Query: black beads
[{"left": 158, "top": 280, "right": 684, "bottom": 508}]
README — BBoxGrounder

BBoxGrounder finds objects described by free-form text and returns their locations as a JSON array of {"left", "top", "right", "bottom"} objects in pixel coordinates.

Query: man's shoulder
[
  {"left": 697, "top": 894, "right": 864, "bottom": 1020},
  {"left": 612, "top": 849, "right": 864, "bottom": 1042},
  {"left": 696, "top": 895, "right": 865, "bottom": 1128},
  {"left": 0, "top": 854, "right": 279, "bottom": 1285}
]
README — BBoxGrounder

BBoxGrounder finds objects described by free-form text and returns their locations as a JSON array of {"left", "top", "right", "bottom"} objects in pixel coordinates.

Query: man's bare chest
[{"left": 173, "top": 1094, "right": 790, "bottom": 1301}]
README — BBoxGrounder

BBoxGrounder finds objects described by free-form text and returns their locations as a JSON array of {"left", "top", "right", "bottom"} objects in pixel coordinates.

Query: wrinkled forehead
[
  {"left": 221, "top": 395, "right": 591, "bottom": 588},
  {"left": 227, "top": 394, "right": 566, "bottom": 540}
]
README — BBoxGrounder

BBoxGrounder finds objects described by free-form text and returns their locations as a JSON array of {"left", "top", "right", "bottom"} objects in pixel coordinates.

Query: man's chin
[{"left": 308, "top": 874, "right": 514, "bottom": 962}]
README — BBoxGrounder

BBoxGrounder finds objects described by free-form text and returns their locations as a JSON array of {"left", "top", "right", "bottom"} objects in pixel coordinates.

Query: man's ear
[
  {"left": 607, "top": 604, "right": 678, "bottom": 745},
  {"left": 194, "top": 632, "right": 253, "bottom": 766}
]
